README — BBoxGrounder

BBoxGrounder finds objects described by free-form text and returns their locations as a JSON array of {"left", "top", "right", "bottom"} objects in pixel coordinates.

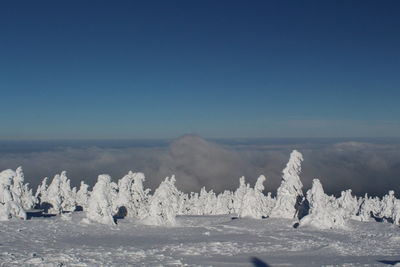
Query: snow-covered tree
[
  {"left": 238, "top": 175, "right": 272, "bottom": 219},
  {"left": 114, "top": 171, "right": 150, "bottom": 218},
  {"left": 270, "top": 150, "right": 304, "bottom": 219},
  {"left": 134, "top": 173, "right": 151, "bottom": 218},
  {"left": 59, "top": 171, "right": 76, "bottom": 212},
  {"left": 215, "top": 190, "right": 234, "bottom": 215},
  {"left": 116, "top": 171, "right": 148, "bottom": 218},
  {"left": 12, "top": 167, "right": 36, "bottom": 210},
  {"left": 143, "top": 176, "right": 180, "bottom": 226},
  {"left": 197, "top": 187, "right": 217, "bottom": 215},
  {"left": 336, "top": 189, "right": 359, "bottom": 220},
  {"left": 130, "top": 172, "right": 150, "bottom": 218},
  {"left": 35, "top": 177, "right": 48, "bottom": 202},
  {"left": 177, "top": 192, "right": 189, "bottom": 215},
  {"left": 233, "top": 176, "right": 250, "bottom": 215},
  {"left": 0, "top": 169, "right": 26, "bottom": 220},
  {"left": 378, "top": 191, "right": 396, "bottom": 221},
  {"left": 186, "top": 192, "right": 201, "bottom": 215},
  {"left": 115, "top": 172, "right": 135, "bottom": 216},
  {"left": 44, "top": 174, "right": 62, "bottom": 214},
  {"left": 86, "top": 174, "right": 116, "bottom": 225},
  {"left": 393, "top": 199, "right": 400, "bottom": 226},
  {"left": 357, "top": 194, "right": 375, "bottom": 221},
  {"left": 299, "top": 179, "right": 346, "bottom": 229},
  {"left": 254, "top": 175, "right": 275, "bottom": 215},
  {"left": 76, "top": 181, "right": 90, "bottom": 210},
  {"left": 265, "top": 192, "right": 276, "bottom": 215},
  {"left": 110, "top": 181, "right": 119, "bottom": 214},
  {"left": 41, "top": 171, "right": 77, "bottom": 214}
]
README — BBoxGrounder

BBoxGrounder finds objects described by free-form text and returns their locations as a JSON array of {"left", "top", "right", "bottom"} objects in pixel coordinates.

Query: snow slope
[{"left": 0, "top": 212, "right": 399, "bottom": 266}]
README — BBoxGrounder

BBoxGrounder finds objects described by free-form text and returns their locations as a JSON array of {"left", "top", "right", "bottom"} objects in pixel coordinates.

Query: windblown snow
[{"left": 0, "top": 150, "right": 399, "bottom": 266}]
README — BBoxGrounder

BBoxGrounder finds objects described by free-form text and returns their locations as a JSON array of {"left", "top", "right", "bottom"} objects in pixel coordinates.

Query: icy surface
[{"left": 0, "top": 212, "right": 399, "bottom": 266}]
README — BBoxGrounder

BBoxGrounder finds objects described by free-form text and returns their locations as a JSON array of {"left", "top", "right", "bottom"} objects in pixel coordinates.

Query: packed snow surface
[{"left": 0, "top": 212, "right": 399, "bottom": 266}]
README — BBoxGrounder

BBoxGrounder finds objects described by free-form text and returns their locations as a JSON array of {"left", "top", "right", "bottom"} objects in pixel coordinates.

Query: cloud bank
[{"left": 0, "top": 136, "right": 399, "bottom": 197}]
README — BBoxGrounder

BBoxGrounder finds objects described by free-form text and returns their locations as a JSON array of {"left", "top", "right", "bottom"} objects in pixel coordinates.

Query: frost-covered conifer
[
  {"left": 115, "top": 171, "right": 150, "bottom": 218},
  {"left": 233, "top": 176, "right": 250, "bottom": 215},
  {"left": 187, "top": 192, "right": 201, "bottom": 215},
  {"left": 115, "top": 171, "right": 135, "bottom": 215},
  {"left": 336, "top": 189, "right": 359, "bottom": 219},
  {"left": 12, "top": 167, "right": 36, "bottom": 210},
  {"left": 144, "top": 176, "right": 179, "bottom": 226},
  {"left": 357, "top": 194, "right": 374, "bottom": 221},
  {"left": 378, "top": 191, "right": 396, "bottom": 221},
  {"left": 130, "top": 172, "right": 150, "bottom": 218},
  {"left": 176, "top": 192, "right": 189, "bottom": 215},
  {"left": 35, "top": 177, "right": 48, "bottom": 202},
  {"left": 215, "top": 190, "right": 234, "bottom": 215},
  {"left": 392, "top": 199, "right": 400, "bottom": 226},
  {"left": 0, "top": 169, "right": 26, "bottom": 220},
  {"left": 44, "top": 174, "right": 62, "bottom": 214},
  {"left": 265, "top": 192, "right": 276, "bottom": 215},
  {"left": 270, "top": 150, "right": 304, "bottom": 219},
  {"left": 76, "top": 181, "right": 90, "bottom": 210},
  {"left": 239, "top": 175, "right": 271, "bottom": 219},
  {"left": 299, "top": 179, "right": 345, "bottom": 229},
  {"left": 86, "top": 174, "right": 116, "bottom": 225},
  {"left": 41, "top": 171, "right": 77, "bottom": 214},
  {"left": 197, "top": 187, "right": 217, "bottom": 215},
  {"left": 59, "top": 171, "right": 76, "bottom": 212},
  {"left": 110, "top": 181, "right": 119, "bottom": 213}
]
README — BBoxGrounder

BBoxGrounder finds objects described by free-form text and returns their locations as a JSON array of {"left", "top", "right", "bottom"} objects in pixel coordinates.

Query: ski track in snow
[{"left": 0, "top": 213, "right": 399, "bottom": 266}]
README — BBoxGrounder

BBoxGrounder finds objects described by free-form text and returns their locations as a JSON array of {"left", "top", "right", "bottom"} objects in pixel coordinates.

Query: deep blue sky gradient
[{"left": 1, "top": 1, "right": 400, "bottom": 139}]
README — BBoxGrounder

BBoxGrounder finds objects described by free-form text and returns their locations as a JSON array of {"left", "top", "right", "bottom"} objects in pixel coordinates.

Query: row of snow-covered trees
[{"left": 0, "top": 150, "right": 399, "bottom": 229}]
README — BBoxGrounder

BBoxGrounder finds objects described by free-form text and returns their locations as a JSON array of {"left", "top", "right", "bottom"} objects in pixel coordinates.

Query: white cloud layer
[{"left": 0, "top": 136, "right": 399, "bottom": 197}]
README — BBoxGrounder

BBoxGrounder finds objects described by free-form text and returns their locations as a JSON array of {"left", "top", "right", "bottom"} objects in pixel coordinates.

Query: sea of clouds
[{"left": 0, "top": 135, "right": 399, "bottom": 197}]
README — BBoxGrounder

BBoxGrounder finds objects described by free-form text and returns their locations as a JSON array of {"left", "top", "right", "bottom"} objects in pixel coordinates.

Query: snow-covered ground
[{"left": 1, "top": 212, "right": 399, "bottom": 266}]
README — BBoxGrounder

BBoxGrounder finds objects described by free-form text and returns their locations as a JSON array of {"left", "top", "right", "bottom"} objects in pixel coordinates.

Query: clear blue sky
[{"left": 1, "top": 1, "right": 399, "bottom": 139}]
